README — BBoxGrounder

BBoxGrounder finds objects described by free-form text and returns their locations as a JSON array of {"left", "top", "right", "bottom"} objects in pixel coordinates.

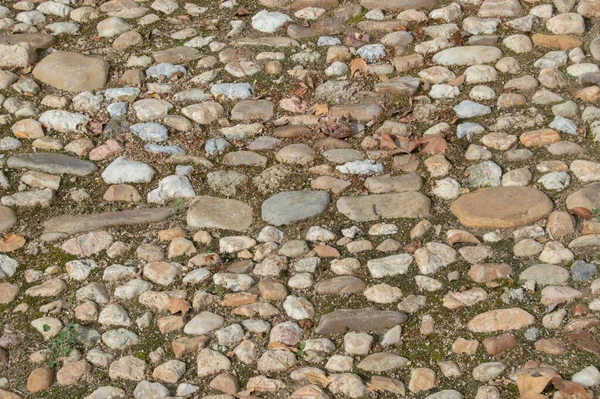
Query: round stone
[{"left": 450, "top": 187, "right": 554, "bottom": 229}]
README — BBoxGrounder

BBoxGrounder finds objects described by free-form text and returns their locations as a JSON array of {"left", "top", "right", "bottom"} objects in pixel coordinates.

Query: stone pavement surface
[{"left": 1, "top": 0, "right": 600, "bottom": 397}]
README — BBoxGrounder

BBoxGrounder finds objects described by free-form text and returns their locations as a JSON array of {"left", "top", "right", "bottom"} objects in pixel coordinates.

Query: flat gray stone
[
  {"left": 187, "top": 196, "right": 253, "bottom": 232},
  {"left": 152, "top": 46, "right": 200, "bottom": 63},
  {"left": 316, "top": 308, "right": 408, "bottom": 334},
  {"left": 43, "top": 208, "right": 176, "bottom": 234},
  {"left": 7, "top": 153, "right": 98, "bottom": 176},
  {"left": 519, "top": 264, "right": 570, "bottom": 285},
  {"left": 337, "top": 192, "right": 431, "bottom": 221},
  {"left": 262, "top": 191, "right": 330, "bottom": 226}
]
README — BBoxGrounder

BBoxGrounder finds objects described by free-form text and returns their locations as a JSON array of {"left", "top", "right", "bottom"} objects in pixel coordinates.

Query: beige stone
[
  {"left": 33, "top": 52, "right": 109, "bottom": 92},
  {"left": 451, "top": 187, "right": 553, "bottom": 229},
  {"left": 468, "top": 308, "right": 535, "bottom": 332}
]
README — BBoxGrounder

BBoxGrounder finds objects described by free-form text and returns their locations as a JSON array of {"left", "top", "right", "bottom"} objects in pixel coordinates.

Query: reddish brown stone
[{"left": 482, "top": 334, "right": 518, "bottom": 355}]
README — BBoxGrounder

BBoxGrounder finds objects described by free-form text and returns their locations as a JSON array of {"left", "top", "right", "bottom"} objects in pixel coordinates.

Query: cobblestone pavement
[{"left": 1, "top": 0, "right": 600, "bottom": 397}]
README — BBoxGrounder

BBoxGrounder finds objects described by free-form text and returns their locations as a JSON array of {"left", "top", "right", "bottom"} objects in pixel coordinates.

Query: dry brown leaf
[
  {"left": 517, "top": 373, "right": 554, "bottom": 399},
  {"left": 166, "top": 298, "right": 190, "bottom": 316},
  {"left": 569, "top": 207, "right": 593, "bottom": 221},
  {"left": 312, "top": 103, "right": 329, "bottom": 116},
  {"left": 292, "top": 86, "right": 308, "bottom": 97},
  {"left": 449, "top": 75, "right": 465, "bottom": 86},
  {"left": 379, "top": 132, "right": 397, "bottom": 150},
  {"left": 350, "top": 58, "right": 367, "bottom": 76},
  {"left": 447, "top": 230, "right": 481, "bottom": 246},
  {"left": 0, "top": 234, "right": 25, "bottom": 252},
  {"left": 307, "top": 372, "right": 331, "bottom": 388},
  {"left": 366, "top": 382, "right": 384, "bottom": 392},
  {"left": 378, "top": 74, "right": 390, "bottom": 83},
  {"left": 396, "top": 136, "right": 420, "bottom": 153},
  {"left": 419, "top": 135, "right": 448, "bottom": 154},
  {"left": 267, "top": 341, "right": 296, "bottom": 352}
]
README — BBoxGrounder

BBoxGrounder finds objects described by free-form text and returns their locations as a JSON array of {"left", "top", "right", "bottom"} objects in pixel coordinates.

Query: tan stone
[
  {"left": 157, "top": 316, "right": 185, "bottom": 334},
  {"left": 0, "top": 283, "right": 18, "bottom": 304},
  {"left": 468, "top": 308, "right": 535, "bottom": 332},
  {"left": 104, "top": 184, "right": 142, "bottom": 202},
  {"left": 26, "top": 367, "right": 53, "bottom": 393},
  {"left": 56, "top": 360, "right": 90, "bottom": 385},
  {"left": 452, "top": 337, "right": 479, "bottom": 354},
  {"left": 520, "top": 129, "right": 561, "bottom": 147},
  {"left": 32, "top": 52, "right": 109, "bottom": 92},
  {"left": 451, "top": 187, "right": 553, "bottom": 229},
  {"left": 535, "top": 338, "right": 567, "bottom": 355},
  {"left": 172, "top": 336, "right": 209, "bottom": 358},
  {"left": 157, "top": 226, "right": 186, "bottom": 241},
  {"left": 575, "top": 86, "right": 600, "bottom": 102},
  {"left": 532, "top": 34, "right": 583, "bottom": 49},
  {"left": 566, "top": 183, "right": 600, "bottom": 210},
  {"left": 482, "top": 334, "right": 517, "bottom": 355},
  {"left": 222, "top": 293, "right": 258, "bottom": 307},
  {"left": 468, "top": 263, "right": 512, "bottom": 283},
  {"left": 209, "top": 373, "right": 240, "bottom": 394},
  {"left": 408, "top": 368, "right": 436, "bottom": 393},
  {"left": 548, "top": 211, "right": 575, "bottom": 239},
  {"left": 0, "top": 390, "right": 22, "bottom": 399}
]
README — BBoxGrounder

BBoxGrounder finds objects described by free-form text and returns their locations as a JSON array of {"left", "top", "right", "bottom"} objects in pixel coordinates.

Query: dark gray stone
[
  {"left": 7, "top": 153, "right": 98, "bottom": 176},
  {"left": 315, "top": 308, "right": 408, "bottom": 334}
]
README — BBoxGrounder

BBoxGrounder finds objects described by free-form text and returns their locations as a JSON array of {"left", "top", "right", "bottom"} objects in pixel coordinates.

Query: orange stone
[{"left": 532, "top": 34, "right": 583, "bottom": 49}]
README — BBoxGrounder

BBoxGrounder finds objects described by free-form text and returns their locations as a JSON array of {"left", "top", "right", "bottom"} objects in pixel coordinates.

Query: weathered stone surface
[
  {"left": 337, "top": 193, "right": 431, "bottom": 221},
  {"left": 187, "top": 196, "right": 253, "bottom": 232},
  {"left": 33, "top": 52, "right": 109, "bottom": 92},
  {"left": 468, "top": 308, "right": 535, "bottom": 332},
  {"left": 566, "top": 183, "right": 600, "bottom": 210},
  {"left": 316, "top": 308, "right": 407, "bottom": 334},
  {"left": 262, "top": 191, "right": 330, "bottom": 226},
  {"left": 450, "top": 187, "right": 553, "bottom": 229},
  {"left": 43, "top": 208, "right": 175, "bottom": 234},
  {"left": 433, "top": 46, "right": 503, "bottom": 66},
  {"left": 8, "top": 153, "right": 98, "bottom": 176}
]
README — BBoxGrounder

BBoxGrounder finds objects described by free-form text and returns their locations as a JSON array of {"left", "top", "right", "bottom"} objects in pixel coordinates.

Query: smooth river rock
[
  {"left": 33, "top": 51, "right": 110, "bottom": 92},
  {"left": 7, "top": 153, "right": 98, "bottom": 176},
  {"left": 262, "top": 191, "right": 330, "bottom": 226},
  {"left": 450, "top": 186, "right": 553, "bottom": 229}
]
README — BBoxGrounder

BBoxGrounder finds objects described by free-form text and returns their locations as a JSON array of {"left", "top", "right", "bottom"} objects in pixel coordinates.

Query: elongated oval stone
[
  {"left": 337, "top": 192, "right": 431, "bottom": 222},
  {"left": 467, "top": 308, "right": 535, "bottom": 332},
  {"left": 450, "top": 187, "right": 553, "bottom": 229}
]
